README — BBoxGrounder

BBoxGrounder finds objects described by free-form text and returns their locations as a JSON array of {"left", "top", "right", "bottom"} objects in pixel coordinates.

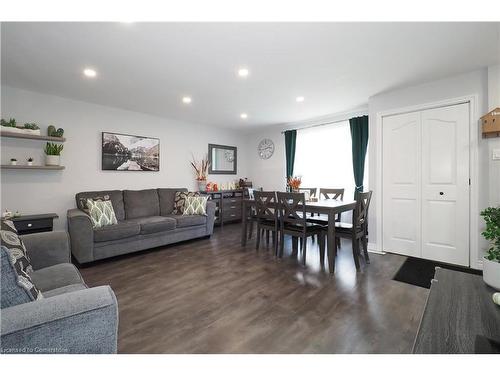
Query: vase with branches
[
  {"left": 287, "top": 176, "right": 302, "bottom": 192},
  {"left": 191, "top": 154, "right": 210, "bottom": 191}
]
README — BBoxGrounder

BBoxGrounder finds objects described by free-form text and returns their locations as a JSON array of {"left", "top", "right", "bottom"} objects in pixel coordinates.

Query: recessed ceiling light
[
  {"left": 238, "top": 68, "right": 249, "bottom": 78},
  {"left": 296, "top": 96, "right": 305, "bottom": 102},
  {"left": 83, "top": 68, "right": 97, "bottom": 78},
  {"left": 182, "top": 96, "right": 192, "bottom": 104},
  {"left": 240, "top": 113, "right": 248, "bottom": 119}
]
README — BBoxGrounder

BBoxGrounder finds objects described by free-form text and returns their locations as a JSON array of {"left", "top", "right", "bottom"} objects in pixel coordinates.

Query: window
[{"left": 294, "top": 121, "right": 368, "bottom": 201}]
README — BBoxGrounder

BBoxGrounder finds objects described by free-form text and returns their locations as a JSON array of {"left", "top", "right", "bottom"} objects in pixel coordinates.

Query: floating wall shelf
[
  {"left": 1, "top": 165, "right": 65, "bottom": 170},
  {"left": 1, "top": 131, "right": 66, "bottom": 142}
]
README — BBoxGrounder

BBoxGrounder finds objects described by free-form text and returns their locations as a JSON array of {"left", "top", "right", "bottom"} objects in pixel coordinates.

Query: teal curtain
[
  {"left": 284, "top": 129, "right": 297, "bottom": 185},
  {"left": 349, "top": 115, "right": 369, "bottom": 196}
]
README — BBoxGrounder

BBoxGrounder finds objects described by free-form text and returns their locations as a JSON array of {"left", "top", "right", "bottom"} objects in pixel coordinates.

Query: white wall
[
  {"left": 368, "top": 69, "right": 490, "bottom": 267},
  {"left": 487, "top": 64, "right": 500, "bottom": 206},
  {"left": 1, "top": 86, "right": 249, "bottom": 230}
]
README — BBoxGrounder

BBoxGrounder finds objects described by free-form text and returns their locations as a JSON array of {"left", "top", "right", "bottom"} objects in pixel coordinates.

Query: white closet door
[
  {"left": 382, "top": 111, "right": 421, "bottom": 257},
  {"left": 421, "top": 103, "right": 470, "bottom": 266}
]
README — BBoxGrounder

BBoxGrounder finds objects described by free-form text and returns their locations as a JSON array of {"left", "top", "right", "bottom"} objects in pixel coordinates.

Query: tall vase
[{"left": 197, "top": 180, "right": 207, "bottom": 192}]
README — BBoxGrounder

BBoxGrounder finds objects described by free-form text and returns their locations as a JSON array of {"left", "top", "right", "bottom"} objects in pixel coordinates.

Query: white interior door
[
  {"left": 421, "top": 104, "right": 470, "bottom": 266},
  {"left": 382, "top": 103, "right": 470, "bottom": 266},
  {"left": 382, "top": 111, "right": 421, "bottom": 257}
]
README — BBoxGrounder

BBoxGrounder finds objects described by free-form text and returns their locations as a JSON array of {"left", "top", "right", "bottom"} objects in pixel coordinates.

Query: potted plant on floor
[
  {"left": 481, "top": 206, "right": 500, "bottom": 290},
  {"left": 191, "top": 154, "right": 210, "bottom": 192},
  {"left": 44, "top": 142, "right": 64, "bottom": 166}
]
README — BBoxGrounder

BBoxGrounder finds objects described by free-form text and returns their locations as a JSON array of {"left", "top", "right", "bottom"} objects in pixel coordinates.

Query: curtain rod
[{"left": 280, "top": 114, "right": 367, "bottom": 134}]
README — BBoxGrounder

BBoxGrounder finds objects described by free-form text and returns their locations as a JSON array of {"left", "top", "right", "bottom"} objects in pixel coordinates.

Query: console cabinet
[{"left": 202, "top": 190, "right": 244, "bottom": 227}]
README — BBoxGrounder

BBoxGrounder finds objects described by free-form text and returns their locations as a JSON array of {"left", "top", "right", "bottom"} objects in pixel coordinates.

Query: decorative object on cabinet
[
  {"left": 10, "top": 158, "right": 17, "bottom": 166},
  {"left": 190, "top": 154, "right": 210, "bottom": 191},
  {"left": 481, "top": 206, "right": 500, "bottom": 290},
  {"left": 102, "top": 132, "right": 159, "bottom": 171},
  {"left": 44, "top": 142, "right": 64, "bottom": 166},
  {"left": 208, "top": 144, "right": 237, "bottom": 175},
  {"left": 239, "top": 178, "right": 253, "bottom": 188},
  {"left": 202, "top": 189, "right": 243, "bottom": 227},
  {"left": 47, "top": 125, "right": 64, "bottom": 138},
  {"left": 258, "top": 138, "right": 274, "bottom": 159},
  {"left": 10, "top": 213, "right": 59, "bottom": 235},
  {"left": 481, "top": 108, "right": 500, "bottom": 138}
]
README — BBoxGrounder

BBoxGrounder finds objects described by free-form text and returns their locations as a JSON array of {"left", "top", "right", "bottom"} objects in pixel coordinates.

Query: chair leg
[
  {"left": 248, "top": 220, "right": 254, "bottom": 239},
  {"left": 352, "top": 235, "right": 360, "bottom": 270},
  {"left": 273, "top": 230, "right": 278, "bottom": 257},
  {"left": 302, "top": 236, "right": 307, "bottom": 266},
  {"left": 362, "top": 234, "right": 370, "bottom": 264},
  {"left": 336, "top": 237, "right": 341, "bottom": 249},
  {"left": 279, "top": 231, "right": 285, "bottom": 258},
  {"left": 319, "top": 232, "right": 325, "bottom": 268},
  {"left": 256, "top": 226, "right": 261, "bottom": 251},
  {"left": 292, "top": 237, "right": 298, "bottom": 257},
  {"left": 266, "top": 230, "right": 270, "bottom": 246}
]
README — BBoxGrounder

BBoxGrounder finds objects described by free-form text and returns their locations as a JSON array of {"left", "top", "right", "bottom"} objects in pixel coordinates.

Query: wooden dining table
[{"left": 241, "top": 198, "right": 357, "bottom": 273}]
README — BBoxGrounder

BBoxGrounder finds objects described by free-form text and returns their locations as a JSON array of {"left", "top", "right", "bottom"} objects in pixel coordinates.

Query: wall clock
[{"left": 258, "top": 138, "right": 274, "bottom": 159}]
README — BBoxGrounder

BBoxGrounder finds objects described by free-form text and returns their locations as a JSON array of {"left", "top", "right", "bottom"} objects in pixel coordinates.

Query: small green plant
[
  {"left": 44, "top": 142, "right": 64, "bottom": 156},
  {"left": 481, "top": 206, "right": 500, "bottom": 263},
  {"left": 23, "top": 122, "right": 39, "bottom": 130},
  {"left": 27, "top": 157, "right": 34, "bottom": 162},
  {"left": 1, "top": 118, "right": 17, "bottom": 127},
  {"left": 10, "top": 158, "right": 17, "bottom": 162}
]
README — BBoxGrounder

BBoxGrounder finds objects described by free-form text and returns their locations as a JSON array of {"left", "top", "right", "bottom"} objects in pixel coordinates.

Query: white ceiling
[{"left": 2, "top": 22, "right": 499, "bottom": 128}]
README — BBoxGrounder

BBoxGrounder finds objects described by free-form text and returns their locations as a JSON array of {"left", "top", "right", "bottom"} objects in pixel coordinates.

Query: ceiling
[{"left": 2, "top": 22, "right": 499, "bottom": 129}]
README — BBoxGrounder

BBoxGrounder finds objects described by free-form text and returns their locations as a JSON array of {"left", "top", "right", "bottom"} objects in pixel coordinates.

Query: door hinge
[{"left": 469, "top": 178, "right": 471, "bottom": 186}]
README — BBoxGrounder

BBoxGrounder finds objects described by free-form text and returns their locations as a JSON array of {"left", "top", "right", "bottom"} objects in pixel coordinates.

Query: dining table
[{"left": 241, "top": 198, "right": 357, "bottom": 273}]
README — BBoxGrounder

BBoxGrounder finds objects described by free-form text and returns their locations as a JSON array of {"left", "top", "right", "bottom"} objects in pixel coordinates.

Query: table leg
[
  {"left": 327, "top": 211, "right": 336, "bottom": 273},
  {"left": 241, "top": 201, "right": 248, "bottom": 247}
]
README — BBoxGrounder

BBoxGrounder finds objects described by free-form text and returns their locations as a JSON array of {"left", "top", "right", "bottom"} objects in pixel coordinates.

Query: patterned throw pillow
[
  {"left": 79, "top": 194, "right": 111, "bottom": 214},
  {"left": 0, "top": 220, "right": 42, "bottom": 301},
  {"left": 86, "top": 199, "right": 118, "bottom": 228},
  {"left": 173, "top": 191, "right": 200, "bottom": 215},
  {"left": 183, "top": 196, "right": 208, "bottom": 216}
]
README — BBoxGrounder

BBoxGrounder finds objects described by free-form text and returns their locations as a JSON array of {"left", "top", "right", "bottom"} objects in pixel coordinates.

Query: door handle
[{"left": 439, "top": 192, "right": 444, "bottom": 196}]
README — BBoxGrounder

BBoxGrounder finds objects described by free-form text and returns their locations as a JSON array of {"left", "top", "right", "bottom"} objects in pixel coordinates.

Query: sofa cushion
[
  {"left": 173, "top": 191, "right": 200, "bottom": 215},
  {"left": 30, "top": 263, "right": 85, "bottom": 292},
  {"left": 1, "top": 246, "right": 41, "bottom": 308},
  {"left": 93, "top": 221, "right": 141, "bottom": 242},
  {"left": 123, "top": 189, "right": 160, "bottom": 219},
  {"left": 158, "top": 188, "right": 187, "bottom": 216},
  {"left": 169, "top": 214, "right": 207, "bottom": 228},
  {"left": 76, "top": 190, "right": 125, "bottom": 221},
  {"left": 128, "top": 216, "right": 176, "bottom": 234},
  {"left": 183, "top": 196, "right": 208, "bottom": 216},
  {"left": 87, "top": 198, "right": 118, "bottom": 228},
  {"left": 42, "top": 283, "right": 87, "bottom": 298}
]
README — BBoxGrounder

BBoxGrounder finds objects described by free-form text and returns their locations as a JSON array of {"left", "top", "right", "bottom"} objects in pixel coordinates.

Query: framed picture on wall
[{"left": 102, "top": 132, "right": 160, "bottom": 171}]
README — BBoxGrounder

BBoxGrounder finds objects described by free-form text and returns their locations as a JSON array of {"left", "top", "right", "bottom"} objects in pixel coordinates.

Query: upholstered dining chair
[
  {"left": 254, "top": 191, "right": 279, "bottom": 255},
  {"left": 276, "top": 192, "right": 325, "bottom": 266},
  {"left": 327, "top": 191, "right": 372, "bottom": 270}
]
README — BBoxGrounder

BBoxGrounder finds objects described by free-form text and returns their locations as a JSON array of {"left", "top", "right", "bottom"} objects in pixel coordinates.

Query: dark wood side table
[
  {"left": 413, "top": 267, "right": 500, "bottom": 353},
  {"left": 11, "top": 213, "right": 59, "bottom": 235}
]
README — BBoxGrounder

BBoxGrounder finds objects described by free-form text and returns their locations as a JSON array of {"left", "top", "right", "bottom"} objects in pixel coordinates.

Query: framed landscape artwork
[{"left": 102, "top": 132, "right": 160, "bottom": 171}]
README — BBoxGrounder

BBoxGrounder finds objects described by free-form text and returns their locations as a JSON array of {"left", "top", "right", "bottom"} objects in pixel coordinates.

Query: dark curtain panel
[
  {"left": 349, "top": 115, "right": 369, "bottom": 196},
  {"left": 284, "top": 129, "right": 297, "bottom": 182}
]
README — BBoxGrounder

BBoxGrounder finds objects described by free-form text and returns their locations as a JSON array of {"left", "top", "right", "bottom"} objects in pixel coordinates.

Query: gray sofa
[
  {"left": 0, "top": 231, "right": 118, "bottom": 354},
  {"left": 67, "top": 188, "right": 216, "bottom": 264}
]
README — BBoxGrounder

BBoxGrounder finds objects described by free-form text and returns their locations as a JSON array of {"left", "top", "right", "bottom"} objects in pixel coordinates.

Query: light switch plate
[{"left": 493, "top": 149, "right": 500, "bottom": 160}]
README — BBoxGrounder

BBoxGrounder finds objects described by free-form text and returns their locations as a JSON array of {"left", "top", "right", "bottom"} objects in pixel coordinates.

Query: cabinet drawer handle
[
  {"left": 231, "top": 206, "right": 236, "bottom": 209},
  {"left": 231, "top": 214, "right": 236, "bottom": 217},
  {"left": 27, "top": 223, "right": 33, "bottom": 227}
]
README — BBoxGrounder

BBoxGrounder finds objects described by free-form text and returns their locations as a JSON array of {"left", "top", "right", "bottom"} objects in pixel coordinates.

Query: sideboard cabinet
[{"left": 202, "top": 190, "right": 244, "bottom": 227}]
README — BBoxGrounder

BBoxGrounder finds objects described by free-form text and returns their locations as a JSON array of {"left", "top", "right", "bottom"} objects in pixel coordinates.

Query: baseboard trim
[
  {"left": 367, "top": 242, "right": 385, "bottom": 255},
  {"left": 474, "top": 259, "right": 483, "bottom": 270}
]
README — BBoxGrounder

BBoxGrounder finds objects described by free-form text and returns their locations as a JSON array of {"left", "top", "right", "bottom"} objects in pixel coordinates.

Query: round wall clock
[{"left": 258, "top": 138, "right": 275, "bottom": 159}]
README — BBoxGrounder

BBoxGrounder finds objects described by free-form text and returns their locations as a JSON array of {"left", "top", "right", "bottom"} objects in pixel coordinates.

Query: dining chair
[
  {"left": 328, "top": 191, "right": 372, "bottom": 270},
  {"left": 254, "top": 191, "right": 279, "bottom": 255},
  {"left": 308, "top": 188, "right": 345, "bottom": 248},
  {"left": 298, "top": 187, "right": 317, "bottom": 201},
  {"left": 276, "top": 192, "right": 325, "bottom": 266},
  {"left": 245, "top": 187, "right": 263, "bottom": 240}
]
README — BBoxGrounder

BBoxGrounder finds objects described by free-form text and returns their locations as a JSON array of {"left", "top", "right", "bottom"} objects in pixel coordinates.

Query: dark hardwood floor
[{"left": 79, "top": 223, "right": 428, "bottom": 354}]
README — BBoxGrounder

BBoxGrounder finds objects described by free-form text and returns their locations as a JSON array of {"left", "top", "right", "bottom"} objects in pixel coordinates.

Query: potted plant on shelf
[
  {"left": 287, "top": 175, "right": 302, "bottom": 192},
  {"left": 26, "top": 157, "right": 34, "bottom": 166},
  {"left": 23, "top": 123, "right": 41, "bottom": 135},
  {"left": 10, "top": 158, "right": 17, "bottom": 166},
  {"left": 44, "top": 142, "right": 64, "bottom": 166},
  {"left": 481, "top": 206, "right": 500, "bottom": 290},
  {"left": 190, "top": 154, "right": 210, "bottom": 192}
]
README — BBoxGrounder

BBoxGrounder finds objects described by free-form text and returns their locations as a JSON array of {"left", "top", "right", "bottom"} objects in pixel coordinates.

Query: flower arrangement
[
  {"left": 190, "top": 154, "right": 210, "bottom": 181},
  {"left": 287, "top": 175, "right": 302, "bottom": 191}
]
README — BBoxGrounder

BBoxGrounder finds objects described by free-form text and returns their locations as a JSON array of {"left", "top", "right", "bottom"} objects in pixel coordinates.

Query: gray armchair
[{"left": 1, "top": 231, "right": 118, "bottom": 354}]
